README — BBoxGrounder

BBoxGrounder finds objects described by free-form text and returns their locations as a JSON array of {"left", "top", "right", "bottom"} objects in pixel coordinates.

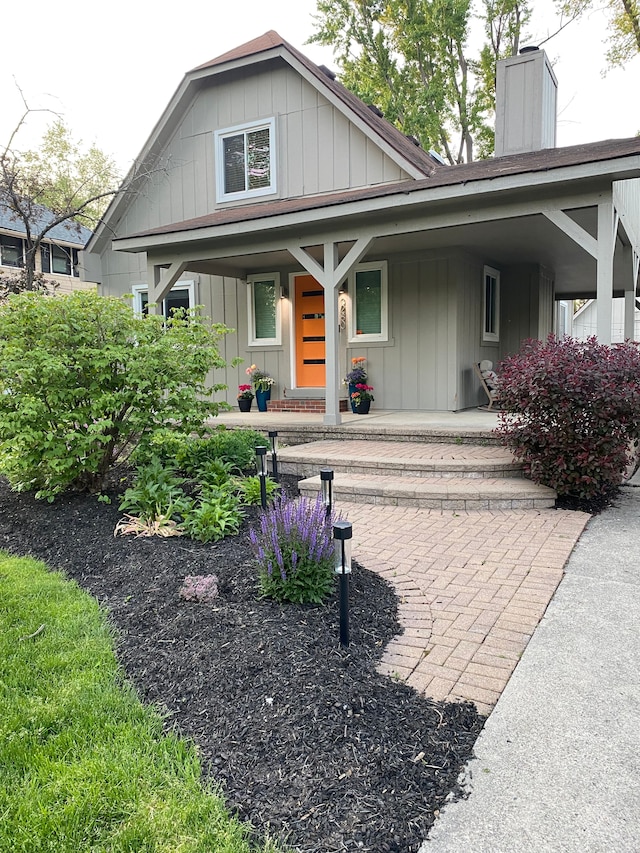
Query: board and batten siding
[{"left": 347, "top": 255, "right": 460, "bottom": 411}]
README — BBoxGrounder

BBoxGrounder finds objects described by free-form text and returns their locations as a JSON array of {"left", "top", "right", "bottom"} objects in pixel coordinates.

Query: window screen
[
  {"left": 355, "top": 269, "right": 382, "bottom": 335},
  {"left": 253, "top": 279, "right": 277, "bottom": 339}
]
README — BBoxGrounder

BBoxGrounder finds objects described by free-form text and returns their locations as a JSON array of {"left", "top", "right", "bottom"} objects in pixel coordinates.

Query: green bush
[
  {"left": 133, "top": 427, "right": 268, "bottom": 476},
  {"left": 181, "top": 490, "right": 244, "bottom": 543},
  {"left": 0, "top": 291, "right": 232, "bottom": 500},
  {"left": 118, "top": 459, "right": 189, "bottom": 522},
  {"left": 496, "top": 335, "right": 640, "bottom": 499}
]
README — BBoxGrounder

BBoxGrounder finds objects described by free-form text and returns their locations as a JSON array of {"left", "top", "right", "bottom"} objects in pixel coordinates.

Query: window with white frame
[
  {"left": 247, "top": 273, "right": 280, "bottom": 346},
  {"left": 215, "top": 118, "right": 276, "bottom": 203},
  {"left": 348, "top": 262, "right": 388, "bottom": 343},
  {"left": 41, "top": 243, "right": 80, "bottom": 277},
  {"left": 0, "top": 235, "right": 25, "bottom": 268},
  {"left": 482, "top": 266, "right": 500, "bottom": 343},
  {"left": 131, "top": 281, "right": 196, "bottom": 317}
]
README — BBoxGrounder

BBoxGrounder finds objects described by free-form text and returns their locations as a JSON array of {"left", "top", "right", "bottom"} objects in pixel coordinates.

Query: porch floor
[{"left": 213, "top": 407, "right": 500, "bottom": 443}]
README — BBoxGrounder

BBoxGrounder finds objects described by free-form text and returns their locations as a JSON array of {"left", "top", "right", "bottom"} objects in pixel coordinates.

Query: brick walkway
[{"left": 341, "top": 502, "right": 590, "bottom": 714}]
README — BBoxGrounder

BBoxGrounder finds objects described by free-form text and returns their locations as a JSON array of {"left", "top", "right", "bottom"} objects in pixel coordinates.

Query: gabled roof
[
  {"left": 192, "top": 31, "right": 438, "bottom": 179},
  {"left": 0, "top": 202, "right": 92, "bottom": 246}
]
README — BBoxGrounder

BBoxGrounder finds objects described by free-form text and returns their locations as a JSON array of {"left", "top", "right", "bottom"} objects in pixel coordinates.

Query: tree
[
  {"left": 0, "top": 96, "right": 122, "bottom": 292},
  {"left": 557, "top": 0, "right": 640, "bottom": 67},
  {"left": 0, "top": 291, "right": 234, "bottom": 500},
  {"left": 309, "top": 0, "right": 532, "bottom": 163}
]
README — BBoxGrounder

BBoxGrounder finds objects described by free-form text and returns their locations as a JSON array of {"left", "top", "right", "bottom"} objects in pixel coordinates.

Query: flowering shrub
[
  {"left": 345, "top": 356, "right": 367, "bottom": 385},
  {"left": 237, "top": 384, "right": 254, "bottom": 400},
  {"left": 350, "top": 383, "right": 374, "bottom": 405},
  {"left": 495, "top": 336, "right": 640, "bottom": 499},
  {"left": 179, "top": 574, "right": 219, "bottom": 603},
  {"left": 246, "top": 363, "right": 274, "bottom": 391},
  {"left": 250, "top": 494, "right": 342, "bottom": 604}
]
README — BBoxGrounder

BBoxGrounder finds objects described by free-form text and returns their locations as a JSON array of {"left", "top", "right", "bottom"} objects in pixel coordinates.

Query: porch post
[
  {"left": 623, "top": 246, "right": 636, "bottom": 340},
  {"left": 596, "top": 202, "right": 616, "bottom": 344},
  {"left": 323, "top": 242, "right": 341, "bottom": 426}
]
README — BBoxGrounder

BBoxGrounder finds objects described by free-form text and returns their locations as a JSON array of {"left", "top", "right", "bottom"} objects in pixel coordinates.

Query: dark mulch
[{"left": 0, "top": 475, "right": 485, "bottom": 853}]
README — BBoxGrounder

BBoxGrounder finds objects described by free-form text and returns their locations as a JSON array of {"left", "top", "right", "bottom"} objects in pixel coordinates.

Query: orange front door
[{"left": 294, "top": 275, "right": 325, "bottom": 387}]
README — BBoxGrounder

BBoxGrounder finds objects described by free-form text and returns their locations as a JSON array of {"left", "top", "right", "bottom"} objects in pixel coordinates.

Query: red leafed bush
[{"left": 495, "top": 336, "right": 640, "bottom": 499}]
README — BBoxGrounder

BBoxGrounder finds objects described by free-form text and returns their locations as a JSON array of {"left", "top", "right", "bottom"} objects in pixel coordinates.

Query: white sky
[{"left": 1, "top": 0, "right": 639, "bottom": 171}]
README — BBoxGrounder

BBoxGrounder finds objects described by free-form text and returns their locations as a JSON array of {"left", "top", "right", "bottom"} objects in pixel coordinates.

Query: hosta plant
[
  {"left": 496, "top": 335, "right": 640, "bottom": 499},
  {"left": 180, "top": 490, "right": 243, "bottom": 543},
  {"left": 236, "top": 474, "right": 281, "bottom": 506},
  {"left": 250, "top": 494, "right": 342, "bottom": 604},
  {"left": 118, "top": 459, "right": 189, "bottom": 522}
]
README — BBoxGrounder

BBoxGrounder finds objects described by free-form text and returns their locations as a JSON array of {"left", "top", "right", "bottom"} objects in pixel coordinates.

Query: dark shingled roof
[
  {"left": 191, "top": 31, "right": 438, "bottom": 179},
  {"left": 0, "top": 202, "right": 92, "bottom": 245},
  {"left": 125, "top": 136, "right": 640, "bottom": 241}
]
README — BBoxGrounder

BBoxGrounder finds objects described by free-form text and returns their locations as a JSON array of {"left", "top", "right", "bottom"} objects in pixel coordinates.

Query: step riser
[
  {"left": 298, "top": 482, "right": 555, "bottom": 510},
  {"left": 279, "top": 461, "right": 522, "bottom": 479}
]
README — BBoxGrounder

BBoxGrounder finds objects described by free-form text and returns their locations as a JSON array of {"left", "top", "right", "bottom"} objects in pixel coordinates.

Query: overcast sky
[{"left": 1, "top": 0, "right": 639, "bottom": 171}]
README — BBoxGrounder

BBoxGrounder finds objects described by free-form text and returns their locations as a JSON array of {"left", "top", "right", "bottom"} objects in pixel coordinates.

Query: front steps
[{"left": 277, "top": 439, "right": 556, "bottom": 510}]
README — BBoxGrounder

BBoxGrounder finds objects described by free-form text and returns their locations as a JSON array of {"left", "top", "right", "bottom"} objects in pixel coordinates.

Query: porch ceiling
[{"left": 184, "top": 208, "right": 615, "bottom": 299}]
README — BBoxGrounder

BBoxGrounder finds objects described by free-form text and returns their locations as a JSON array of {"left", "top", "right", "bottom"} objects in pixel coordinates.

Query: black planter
[
  {"left": 238, "top": 398, "right": 253, "bottom": 412},
  {"left": 355, "top": 400, "right": 371, "bottom": 415}
]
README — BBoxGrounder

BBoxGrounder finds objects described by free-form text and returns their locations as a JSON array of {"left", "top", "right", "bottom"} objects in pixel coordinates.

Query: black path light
[
  {"left": 320, "top": 467, "right": 334, "bottom": 517},
  {"left": 333, "top": 520, "right": 353, "bottom": 648},
  {"left": 256, "top": 445, "right": 268, "bottom": 509},
  {"left": 268, "top": 430, "right": 279, "bottom": 482}
]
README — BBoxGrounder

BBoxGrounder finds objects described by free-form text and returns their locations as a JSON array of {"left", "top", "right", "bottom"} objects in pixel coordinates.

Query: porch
[{"left": 212, "top": 406, "right": 500, "bottom": 445}]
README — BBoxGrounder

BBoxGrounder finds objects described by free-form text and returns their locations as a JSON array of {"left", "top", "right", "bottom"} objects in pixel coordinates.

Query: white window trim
[
  {"left": 482, "top": 265, "right": 500, "bottom": 343},
  {"left": 347, "top": 261, "right": 389, "bottom": 344},
  {"left": 247, "top": 273, "right": 281, "bottom": 347},
  {"left": 214, "top": 117, "right": 277, "bottom": 204},
  {"left": 131, "top": 281, "right": 196, "bottom": 317}
]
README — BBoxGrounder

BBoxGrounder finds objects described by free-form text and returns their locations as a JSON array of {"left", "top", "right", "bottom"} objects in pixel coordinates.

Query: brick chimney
[{"left": 494, "top": 47, "right": 558, "bottom": 158}]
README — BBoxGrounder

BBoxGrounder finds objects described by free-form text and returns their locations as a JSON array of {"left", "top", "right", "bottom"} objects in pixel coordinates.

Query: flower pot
[
  {"left": 355, "top": 400, "right": 371, "bottom": 415},
  {"left": 256, "top": 389, "right": 270, "bottom": 412},
  {"left": 238, "top": 398, "right": 253, "bottom": 412},
  {"left": 348, "top": 383, "right": 358, "bottom": 413}
]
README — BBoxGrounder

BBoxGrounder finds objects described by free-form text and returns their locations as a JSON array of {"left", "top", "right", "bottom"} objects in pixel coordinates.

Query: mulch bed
[{"left": 0, "top": 475, "right": 485, "bottom": 853}]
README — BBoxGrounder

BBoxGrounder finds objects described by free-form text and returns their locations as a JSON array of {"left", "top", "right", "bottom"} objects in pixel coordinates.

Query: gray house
[{"left": 85, "top": 31, "right": 640, "bottom": 424}]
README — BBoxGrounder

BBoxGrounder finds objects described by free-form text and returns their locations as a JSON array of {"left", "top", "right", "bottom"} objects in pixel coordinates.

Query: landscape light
[
  {"left": 268, "top": 430, "right": 279, "bottom": 482},
  {"left": 256, "top": 445, "right": 268, "bottom": 509},
  {"left": 333, "top": 520, "right": 353, "bottom": 648},
  {"left": 320, "top": 467, "right": 334, "bottom": 516}
]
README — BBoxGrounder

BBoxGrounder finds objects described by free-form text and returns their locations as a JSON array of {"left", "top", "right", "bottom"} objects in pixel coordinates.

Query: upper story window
[
  {"left": 215, "top": 118, "right": 276, "bottom": 203},
  {"left": 348, "top": 262, "right": 389, "bottom": 343},
  {"left": 0, "top": 235, "right": 25, "bottom": 268},
  {"left": 247, "top": 273, "right": 281, "bottom": 346},
  {"left": 482, "top": 265, "right": 500, "bottom": 343},
  {"left": 41, "top": 243, "right": 80, "bottom": 277},
  {"left": 132, "top": 281, "right": 195, "bottom": 318}
]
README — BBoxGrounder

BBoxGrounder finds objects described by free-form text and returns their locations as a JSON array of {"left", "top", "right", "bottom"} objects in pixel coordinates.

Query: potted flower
[
  {"left": 344, "top": 357, "right": 368, "bottom": 413},
  {"left": 246, "top": 364, "right": 275, "bottom": 411},
  {"left": 237, "top": 384, "right": 254, "bottom": 412},
  {"left": 350, "top": 383, "right": 374, "bottom": 415}
]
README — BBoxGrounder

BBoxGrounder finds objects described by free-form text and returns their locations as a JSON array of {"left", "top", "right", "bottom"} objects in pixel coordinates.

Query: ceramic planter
[{"left": 238, "top": 398, "right": 253, "bottom": 412}]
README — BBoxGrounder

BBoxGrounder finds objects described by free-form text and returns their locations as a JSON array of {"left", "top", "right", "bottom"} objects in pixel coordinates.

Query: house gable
[{"left": 88, "top": 31, "right": 436, "bottom": 255}]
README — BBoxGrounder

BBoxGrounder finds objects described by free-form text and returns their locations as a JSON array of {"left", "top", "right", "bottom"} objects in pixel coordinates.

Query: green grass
[{"left": 0, "top": 552, "right": 276, "bottom": 853}]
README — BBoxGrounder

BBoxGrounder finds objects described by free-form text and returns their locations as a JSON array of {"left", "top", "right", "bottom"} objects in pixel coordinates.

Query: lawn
[{"left": 0, "top": 551, "right": 276, "bottom": 853}]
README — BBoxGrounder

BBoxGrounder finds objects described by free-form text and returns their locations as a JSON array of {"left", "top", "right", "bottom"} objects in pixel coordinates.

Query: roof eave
[{"left": 112, "top": 153, "right": 640, "bottom": 254}]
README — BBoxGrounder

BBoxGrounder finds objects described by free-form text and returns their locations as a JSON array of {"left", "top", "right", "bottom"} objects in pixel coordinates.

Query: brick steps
[
  {"left": 298, "top": 471, "right": 555, "bottom": 510},
  {"left": 275, "top": 439, "right": 556, "bottom": 509}
]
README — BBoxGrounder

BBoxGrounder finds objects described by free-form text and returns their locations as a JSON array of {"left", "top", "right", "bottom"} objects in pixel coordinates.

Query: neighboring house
[
  {"left": 85, "top": 31, "right": 640, "bottom": 423},
  {"left": 572, "top": 297, "right": 640, "bottom": 342},
  {"left": 0, "top": 203, "right": 96, "bottom": 295}
]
